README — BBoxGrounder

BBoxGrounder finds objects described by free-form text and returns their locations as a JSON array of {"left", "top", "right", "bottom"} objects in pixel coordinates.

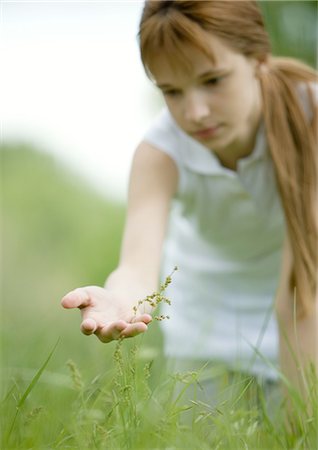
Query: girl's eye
[
  {"left": 205, "top": 77, "right": 222, "bottom": 86},
  {"left": 163, "top": 89, "right": 181, "bottom": 97}
]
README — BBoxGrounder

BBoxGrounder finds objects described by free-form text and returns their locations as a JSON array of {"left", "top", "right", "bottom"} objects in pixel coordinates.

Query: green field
[{"left": 1, "top": 145, "right": 317, "bottom": 449}]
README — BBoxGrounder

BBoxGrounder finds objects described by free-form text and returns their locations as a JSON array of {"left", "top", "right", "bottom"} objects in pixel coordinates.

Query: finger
[
  {"left": 80, "top": 318, "right": 98, "bottom": 335},
  {"left": 97, "top": 320, "right": 128, "bottom": 343},
  {"left": 119, "top": 322, "right": 148, "bottom": 339},
  {"left": 132, "top": 313, "right": 152, "bottom": 324},
  {"left": 61, "top": 288, "right": 92, "bottom": 309}
]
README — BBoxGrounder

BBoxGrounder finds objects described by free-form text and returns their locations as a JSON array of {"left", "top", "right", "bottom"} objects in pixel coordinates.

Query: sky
[{"left": 1, "top": 0, "right": 162, "bottom": 200}]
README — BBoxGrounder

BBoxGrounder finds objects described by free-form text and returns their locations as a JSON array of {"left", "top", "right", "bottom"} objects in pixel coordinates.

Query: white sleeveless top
[{"left": 144, "top": 109, "right": 285, "bottom": 380}]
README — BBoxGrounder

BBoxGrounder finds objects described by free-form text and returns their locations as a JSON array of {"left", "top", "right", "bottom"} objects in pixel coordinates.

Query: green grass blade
[
  {"left": 6, "top": 338, "right": 60, "bottom": 442},
  {"left": 17, "top": 337, "right": 60, "bottom": 408}
]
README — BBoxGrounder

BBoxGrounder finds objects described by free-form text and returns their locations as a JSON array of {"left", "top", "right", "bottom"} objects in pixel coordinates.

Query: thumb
[{"left": 61, "top": 288, "right": 92, "bottom": 309}]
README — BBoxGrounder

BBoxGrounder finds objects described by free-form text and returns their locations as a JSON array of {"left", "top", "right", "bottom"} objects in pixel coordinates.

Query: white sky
[{"left": 1, "top": 0, "right": 162, "bottom": 200}]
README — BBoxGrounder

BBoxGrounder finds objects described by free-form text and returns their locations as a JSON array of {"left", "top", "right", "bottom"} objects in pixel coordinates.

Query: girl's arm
[
  {"left": 61, "top": 141, "right": 178, "bottom": 342},
  {"left": 107, "top": 140, "right": 178, "bottom": 293},
  {"left": 275, "top": 236, "right": 318, "bottom": 404}
]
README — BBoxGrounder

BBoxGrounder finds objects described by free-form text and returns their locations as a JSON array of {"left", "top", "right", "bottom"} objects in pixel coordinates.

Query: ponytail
[{"left": 259, "top": 57, "right": 318, "bottom": 316}]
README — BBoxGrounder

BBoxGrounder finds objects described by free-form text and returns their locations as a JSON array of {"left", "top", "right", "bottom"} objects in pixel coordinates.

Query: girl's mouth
[{"left": 192, "top": 125, "right": 220, "bottom": 139}]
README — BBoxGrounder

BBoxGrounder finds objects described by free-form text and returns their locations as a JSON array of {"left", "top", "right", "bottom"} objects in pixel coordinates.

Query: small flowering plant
[{"left": 132, "top": 266, "right": 178, "bottom": 321}]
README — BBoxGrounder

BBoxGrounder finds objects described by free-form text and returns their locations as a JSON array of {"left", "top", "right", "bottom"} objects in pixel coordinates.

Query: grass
[
  {"left": 1, "top": 333, "right": 317, "bottom": 450},
  {"left": 2, "top": 270, "right": 317, "bottom": 450}
]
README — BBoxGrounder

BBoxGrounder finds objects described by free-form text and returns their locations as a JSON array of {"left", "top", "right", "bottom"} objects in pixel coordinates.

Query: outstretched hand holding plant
[
  {"left": 61, "top": 285, "right": 152, "bottom": 343},
  {"left": 61, "top": 267, "right": 177, "bottom": 343}
]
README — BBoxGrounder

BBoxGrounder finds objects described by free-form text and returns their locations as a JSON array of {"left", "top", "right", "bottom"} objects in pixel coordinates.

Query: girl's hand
[{"left": 61, "top": 286, "right": 152, "bottom": 343}]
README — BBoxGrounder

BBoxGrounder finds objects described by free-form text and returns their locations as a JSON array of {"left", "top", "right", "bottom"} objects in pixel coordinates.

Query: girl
[{"left": 61, "top": 1, "right": 317, "bottom": 406}]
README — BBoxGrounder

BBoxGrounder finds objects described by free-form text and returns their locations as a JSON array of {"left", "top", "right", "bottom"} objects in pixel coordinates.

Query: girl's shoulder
[{"left": 143, "top": 108, "right": 216, "bottom": 174}]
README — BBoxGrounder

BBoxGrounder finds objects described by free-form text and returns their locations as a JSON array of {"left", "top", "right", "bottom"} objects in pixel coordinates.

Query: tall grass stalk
[{"left": 2, "top": 338, "right": 59, "bottom": 447}]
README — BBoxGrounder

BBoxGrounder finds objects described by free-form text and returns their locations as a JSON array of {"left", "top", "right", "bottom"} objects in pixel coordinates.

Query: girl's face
[{"left": 151, "top": 34, "right": 263, "bottom": 168}]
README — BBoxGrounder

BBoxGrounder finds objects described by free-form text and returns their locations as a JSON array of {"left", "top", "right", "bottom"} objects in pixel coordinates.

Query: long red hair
[{"left": 138, "top": 0, "right": 318, "bottom": 317}]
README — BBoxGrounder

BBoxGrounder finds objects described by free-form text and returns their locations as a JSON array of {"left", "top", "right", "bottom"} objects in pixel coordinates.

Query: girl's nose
[{"left": 183, "top": 90, "right": 210, "bottom": 124}]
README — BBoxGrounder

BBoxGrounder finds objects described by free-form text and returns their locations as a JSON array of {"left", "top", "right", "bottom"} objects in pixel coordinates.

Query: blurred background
[{"left": 1, "top": 0, "right": 317, "bottom": 425}]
